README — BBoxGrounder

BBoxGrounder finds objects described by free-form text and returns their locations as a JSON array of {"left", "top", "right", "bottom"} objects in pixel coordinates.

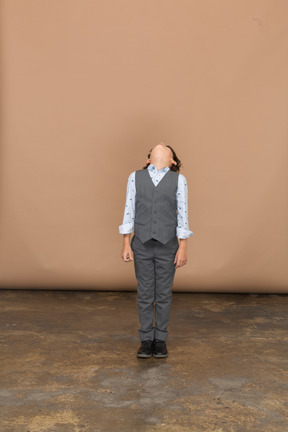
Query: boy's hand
[
  {"left": 121, "top": 246, "right": 134, "bottom": 262},
  {"left": 174, "top": 240, "right": 187, "bottom": 269}
]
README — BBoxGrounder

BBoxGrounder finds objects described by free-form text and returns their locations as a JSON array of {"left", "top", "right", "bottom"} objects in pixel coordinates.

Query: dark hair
[{"left": 142, "top": 145, "right": 182, "bottom": 172}]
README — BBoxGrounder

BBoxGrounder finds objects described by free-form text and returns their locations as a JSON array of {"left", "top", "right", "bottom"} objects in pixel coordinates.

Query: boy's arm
[
  {"left": 176, "top": 174, "right": 194, "bottom": 240},
  {"left": 119, "top": 173, "right": 136, "bottom": 262},
  {"left": 121, "top": 233, "right": 134, "bottom": 262},
  {"left": 174, "top": 238, "right": 187, "bottom": 268},
  {"left": 175, "top": 175, "right": 193, "bottom": 269},
  {"left": 123, "top": 233, "right": 132, "bottom": 245},
  {"left": 119, "top": 172, "right": 136, "bottom": 237},
  {"left": 178, "top": 238, "right": 188, "bottom": 248}
]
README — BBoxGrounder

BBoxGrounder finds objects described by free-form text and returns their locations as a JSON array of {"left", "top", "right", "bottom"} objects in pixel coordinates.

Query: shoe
[
  {"left": 153, "top": 339, "right": 168, "bottom": 358},
  {"left": 137, "top": 340, "right": 154, "bottom": 358}
]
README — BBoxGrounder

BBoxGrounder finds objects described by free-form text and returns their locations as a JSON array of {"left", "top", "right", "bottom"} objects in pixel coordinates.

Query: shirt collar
[{"left": 148, "top": 164, "right": 170, "bottom": 174}]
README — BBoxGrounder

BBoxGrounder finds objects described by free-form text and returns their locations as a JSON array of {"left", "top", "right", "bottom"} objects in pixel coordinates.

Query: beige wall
[{"left": 1, "top": 0, "right": 287, "bottom": 292}]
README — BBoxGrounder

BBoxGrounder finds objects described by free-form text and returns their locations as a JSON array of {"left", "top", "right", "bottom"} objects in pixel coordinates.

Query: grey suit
[{"left": 131, "top": 169, "right": 180, "bottom": 341}]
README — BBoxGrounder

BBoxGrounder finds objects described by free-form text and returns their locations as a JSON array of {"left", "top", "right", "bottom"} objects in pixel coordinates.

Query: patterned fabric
[{"left": 119, "top": 164, "right": 193, "bottom": 239}]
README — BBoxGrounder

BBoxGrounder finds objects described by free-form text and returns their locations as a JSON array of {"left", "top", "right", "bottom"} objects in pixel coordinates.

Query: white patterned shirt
[{"left": 119, "top": 164, "right": 193, "bottom": 239}]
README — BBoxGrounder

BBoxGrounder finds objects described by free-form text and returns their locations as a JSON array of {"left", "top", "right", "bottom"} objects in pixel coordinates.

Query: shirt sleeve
[
  {"left": 119, "top": 171, "right": 136, "bottom": 234},
  {"left": 176, "top": 174, "right": 194, "bottom": 239}
]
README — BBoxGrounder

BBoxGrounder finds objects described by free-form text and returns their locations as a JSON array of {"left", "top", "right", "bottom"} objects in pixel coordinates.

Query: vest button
[
  {"left": 153, "top": 220, "right": 157, "bottom": 224},
  {"left": 154, "top": 211, "right": 157, "bottom": 214}
]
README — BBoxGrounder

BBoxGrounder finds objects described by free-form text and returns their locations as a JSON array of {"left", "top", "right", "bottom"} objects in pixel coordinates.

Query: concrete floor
[{"left": 0, "top": 290, "right": 288, "bottom": 432}]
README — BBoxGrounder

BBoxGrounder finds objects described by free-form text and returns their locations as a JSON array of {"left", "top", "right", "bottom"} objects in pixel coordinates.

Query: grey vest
[{"left": 134, "top": 168, "right": 179, "bottom": 245}]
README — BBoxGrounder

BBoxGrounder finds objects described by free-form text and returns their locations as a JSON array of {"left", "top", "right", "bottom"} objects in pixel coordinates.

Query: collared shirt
[{"left": 119, "top": 164, "right": 193, "bottom": 239}]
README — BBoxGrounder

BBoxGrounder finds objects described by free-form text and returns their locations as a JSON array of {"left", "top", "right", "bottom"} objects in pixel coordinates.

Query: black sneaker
[
  {"left": 153, "top": 339, "right": 168, "bottom": 358},
  {"left": 137, "top": 340, "right": 154, "bottom": 358}
]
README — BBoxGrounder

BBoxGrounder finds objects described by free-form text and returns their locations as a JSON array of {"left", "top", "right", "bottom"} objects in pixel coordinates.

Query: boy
[{"left": 119, "top": 142, "right": 193, "bottom": 358}]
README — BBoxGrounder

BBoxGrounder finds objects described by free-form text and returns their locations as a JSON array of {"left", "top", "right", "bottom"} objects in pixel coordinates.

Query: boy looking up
[{"left": 119, "top": 142, "right": 193, "bottom": 358}]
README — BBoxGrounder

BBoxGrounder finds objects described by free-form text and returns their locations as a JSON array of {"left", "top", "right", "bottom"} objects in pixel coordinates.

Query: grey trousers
[{"left": 130, "top": 234, "right": 179, "bottom": 342}]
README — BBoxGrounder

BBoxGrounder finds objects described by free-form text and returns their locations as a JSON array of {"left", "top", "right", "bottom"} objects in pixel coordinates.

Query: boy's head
[{"left": 143, "top": 142, "right": 182, "bottom": 172}]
